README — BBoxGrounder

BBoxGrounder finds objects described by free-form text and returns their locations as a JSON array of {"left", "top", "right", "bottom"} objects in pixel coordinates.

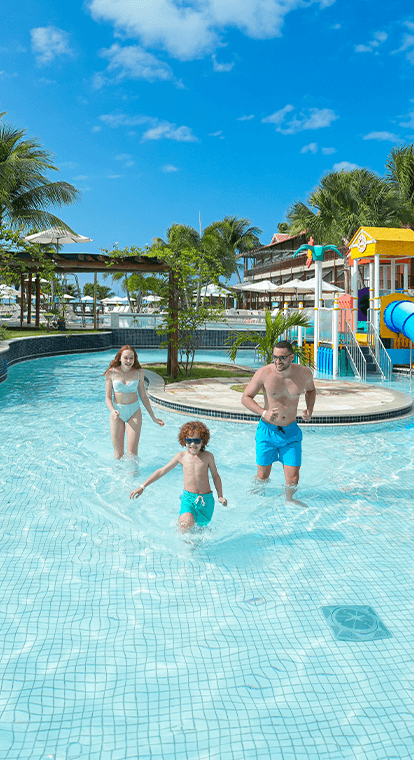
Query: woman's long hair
[{"left": 103, "top": 345, "right": 141, "bottom": 374}]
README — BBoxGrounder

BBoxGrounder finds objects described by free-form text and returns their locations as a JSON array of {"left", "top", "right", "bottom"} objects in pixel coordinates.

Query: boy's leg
[{"left": 178, "top": 512, "right": 195, "bottom": 532}]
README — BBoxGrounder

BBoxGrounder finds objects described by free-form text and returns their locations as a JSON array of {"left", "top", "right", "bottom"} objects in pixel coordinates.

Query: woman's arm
[
  {"left": 130, "top": 452, "right": 182, "bottom": 498},
  {"left": 208, "top": 453, "right": 227, "bottom": 506},
  {"left": 137, "top": 370, "right": 164, "bottom": 426},
  {"left": 105, "top": 372, "right": 119, "bottom": 418}
]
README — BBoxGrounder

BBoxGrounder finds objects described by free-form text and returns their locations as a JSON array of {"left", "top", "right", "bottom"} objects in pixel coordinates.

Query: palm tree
[
  {"left": 210, "top": 215, "right": 262, "bottom": 282},
  {"left": 151, "top": 222, "right": 233, "bottom": 309},
  {"left": 0, "top": 113, "right": 79, "bottom": 230},
  {"left": 226, "top": 309, "right": 312, "bottom": 366},
  {"left": 287, "top": 168, "right": 409, "bottom": 246},
  {"left": 385, "top": 143, "right": 414, "bottom": 226}
]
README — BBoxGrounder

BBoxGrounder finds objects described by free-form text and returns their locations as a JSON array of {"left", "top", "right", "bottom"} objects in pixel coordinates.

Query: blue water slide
[{"left": 383, "top": 300, "right": 414, "bottom": 340}]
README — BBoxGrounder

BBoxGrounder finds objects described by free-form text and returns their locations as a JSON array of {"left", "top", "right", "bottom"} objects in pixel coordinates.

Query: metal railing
[
  {"left": 343, "top": 322, "right": 367, "bottom": 382},
  {"left": 367, "top": 320, "right": 392, "bottom": 381}
]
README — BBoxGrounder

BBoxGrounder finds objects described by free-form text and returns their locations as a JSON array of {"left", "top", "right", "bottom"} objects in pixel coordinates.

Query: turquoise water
[{"left": 2, "top": 350, "right": 414, "bottom": 759}]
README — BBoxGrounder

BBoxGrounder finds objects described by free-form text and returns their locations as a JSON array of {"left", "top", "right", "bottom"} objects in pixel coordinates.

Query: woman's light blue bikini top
[{"left": 112, "top": 369, "right": 139, "bottom": 394}]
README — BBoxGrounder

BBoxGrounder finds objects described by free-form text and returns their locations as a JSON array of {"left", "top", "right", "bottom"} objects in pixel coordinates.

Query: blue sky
[{"left": 2, "top": 0, "right": 414, "bottom": 292}]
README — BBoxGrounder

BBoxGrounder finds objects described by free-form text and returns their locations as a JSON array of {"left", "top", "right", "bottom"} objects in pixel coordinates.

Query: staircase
[{"left": 359, "top": 344, "right": 382, "bottom": 377}]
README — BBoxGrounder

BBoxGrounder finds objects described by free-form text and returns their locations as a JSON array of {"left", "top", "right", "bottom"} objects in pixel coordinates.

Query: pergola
[{"left": 2, "top": 248, "right": 179, "bottom": 375}]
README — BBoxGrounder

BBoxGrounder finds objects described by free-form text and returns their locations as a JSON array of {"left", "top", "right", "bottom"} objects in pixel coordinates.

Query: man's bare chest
[{"left": 265, "top": 375, "right": 303, "bottom": 399}]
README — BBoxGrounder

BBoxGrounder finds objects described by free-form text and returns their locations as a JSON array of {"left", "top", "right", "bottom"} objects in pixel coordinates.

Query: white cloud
[
  {"left": 394, "top": 33, "right": 414, "bottom": 64},
  {"left": 161, "top": 164, "right": 179, "bottom": 172},
  {"left": 106, "top": 174, "right": 123, "bottom": 179},
  {"left": 208, "top": 130, "right": 223, "bottom": 137},
  {"left": 262, "top": 104, "right": 294, "bottom": 125},
  {"left": 355, "top": 30, "right": 387, "bottom": 54},
  {"left": 73, "top": 175, "right": 88, "bottom": 180},
  {"left": 237, "top": 114, "right": 255, "bottom": 121},
  {"left": 142, "top": 122, "right": 198, "bottom": 142},
  {"left": 363, "top": 131, "right": 399, "bottom": 142},
  {"left": 212, "top": 54, "right": 234, "bottom": 72},
  {"left": 333, "top": 161, "right": 359, "bottom": 171},
  {"left": 355, "top": 44, "right": 372, "bottom": 53},
  {"left": 322, "top": 146, "right": 336, "bottom": 154},
  {"left": 92, "top": 125, "right": 102, "bottom": 132},
  {"left": 263, "top": 105, "right": 338, "bottom": 134},
  {"left": 99, "top": 112, "right": 198, "bottom": 142},
  {"left": 30, "top": 26, "right": 73, "bottom": 65},
  {"left": 301, "top": 142, "right": 318, "bottom": 154},
  {"left": 115, "top": 153, "right": 135, "bottom": 166},
  {"left": 99, "top": 113, "right": 151, "bottom": 128},
  {"left": 95, "top": 44, "right": 174, "bottom": 86},
  {"left": 400, "top": 111, "right": 414, "bottom": 129},
  {"left": 87, "top": 0, "right": 332, "bottom": 61}
]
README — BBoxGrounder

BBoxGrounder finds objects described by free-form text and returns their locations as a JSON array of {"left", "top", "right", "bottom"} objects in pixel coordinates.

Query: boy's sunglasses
[{"left": 185, "top": 437, "right": 202, "bottom": 445}]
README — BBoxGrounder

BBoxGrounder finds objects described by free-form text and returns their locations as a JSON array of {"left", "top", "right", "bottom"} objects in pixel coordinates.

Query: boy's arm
[
  {"left": 130, "top": 453, "right": 182, "bottom": 499},
  {"left": 208, "top": 453, "right": 227, "bottom": 506}
]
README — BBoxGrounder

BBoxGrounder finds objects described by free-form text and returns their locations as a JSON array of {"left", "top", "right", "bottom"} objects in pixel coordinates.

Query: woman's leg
[
  {"left": 110, "top": 414, "right": 126, "bottom": 459},
  {"left": 126, "top": 408, "right": 142, "bottom": 456}
]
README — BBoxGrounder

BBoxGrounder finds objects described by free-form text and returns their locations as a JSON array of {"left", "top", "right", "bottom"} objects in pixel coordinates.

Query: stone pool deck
[{"left": 145, "top": 368, "right": 414, "bottom": 426}]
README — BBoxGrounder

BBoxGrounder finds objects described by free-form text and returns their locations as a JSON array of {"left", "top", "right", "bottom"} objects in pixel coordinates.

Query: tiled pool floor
[{"left": 2, "top": 351, "right": 414, "bottom": 759}]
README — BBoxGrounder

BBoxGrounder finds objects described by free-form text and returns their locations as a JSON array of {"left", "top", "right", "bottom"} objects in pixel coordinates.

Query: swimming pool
[{"left": 2, "top": 349, "right": 414, "bottom": 759}]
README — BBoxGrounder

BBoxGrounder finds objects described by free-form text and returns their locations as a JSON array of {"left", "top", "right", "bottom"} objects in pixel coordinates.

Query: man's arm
[
  {"left": 241, "top": 370, "right": 266, "bottom": 418},
  {"left": 302, "top": 368, "right": 316, "bottom": 421}
]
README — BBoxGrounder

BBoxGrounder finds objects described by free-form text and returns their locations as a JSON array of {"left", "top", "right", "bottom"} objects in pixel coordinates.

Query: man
[{"left": 242, "top": 340, "right": 316, "bottom": 491}]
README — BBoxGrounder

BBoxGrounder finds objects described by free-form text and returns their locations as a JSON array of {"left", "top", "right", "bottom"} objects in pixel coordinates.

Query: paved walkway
[{"left": 145, "top": 367, "right": 414, "bottom": 426}]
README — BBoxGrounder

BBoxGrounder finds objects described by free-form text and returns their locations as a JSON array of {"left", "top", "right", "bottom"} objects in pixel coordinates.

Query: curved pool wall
[{"left": 0, "top": 328, "right": 262, "bottom": 384}]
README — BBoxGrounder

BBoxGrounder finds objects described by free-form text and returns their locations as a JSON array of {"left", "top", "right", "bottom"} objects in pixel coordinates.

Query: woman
[{"left": 104, "top": 345, "right": 164, "bottom": 458}]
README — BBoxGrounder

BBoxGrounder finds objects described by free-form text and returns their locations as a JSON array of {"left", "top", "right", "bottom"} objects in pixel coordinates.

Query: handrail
[
  {"left": 343, "top": 322, "right": 367, "bottom": 382},
  {"left": 366, "top": 320, "right": 392, "bottom": 381}
]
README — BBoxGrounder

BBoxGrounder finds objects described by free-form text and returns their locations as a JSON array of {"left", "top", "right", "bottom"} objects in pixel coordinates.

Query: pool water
[{"left": 2, "top": 350, "right": 414, "bottom": 759}]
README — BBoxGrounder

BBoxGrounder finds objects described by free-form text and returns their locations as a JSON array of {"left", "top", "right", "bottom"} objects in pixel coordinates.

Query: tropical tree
[
  {"left": 151, "top": 222, "right": 229, "bottom": 309},
  {"left": 0, "top": 113, "right": 80, "bottom": 231},
  {"left": 226, "top": 309, "right": 312, "bottom": 366},
  {"left": 150, "top": 224, "right": 227, "bottom": 375},
  {"left": 83, "top": 283, "right": 115, "bottom": 300},
  {"left": 287, "top": 168, "right": 409, "bottom": 246},
  {"left": 210, "top": 215, "right": 262, "bottom": 282},
  {"left": 127, "top": 273, "right": 165, "bottom": 312},
  {"left": 385, "top": 143, "right": 414, "bottom": 225}
]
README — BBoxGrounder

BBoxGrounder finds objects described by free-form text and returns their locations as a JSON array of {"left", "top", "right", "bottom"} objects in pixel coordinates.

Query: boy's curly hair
[{"left": 178, "top": 420, "right": 210, "bottom": 451}]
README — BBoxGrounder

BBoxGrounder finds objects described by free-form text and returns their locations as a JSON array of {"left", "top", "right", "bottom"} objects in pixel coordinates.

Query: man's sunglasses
[
  {"left": 272, "top": 353, "right": 293, "bottom": 363},
  {"left": 185, "top": 438, "right": 202, "bottom": 445}
]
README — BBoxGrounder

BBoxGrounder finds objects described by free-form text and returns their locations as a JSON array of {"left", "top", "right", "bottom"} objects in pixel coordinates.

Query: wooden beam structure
[{"left": 2, "top": 248, "right": 180, "bottom": 377}]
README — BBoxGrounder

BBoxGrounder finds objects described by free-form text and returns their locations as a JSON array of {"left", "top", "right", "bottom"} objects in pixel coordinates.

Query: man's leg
[
  {"left": 283, "top": 464, "right": 300, "bottom": 487},
  {"left": 283, "top": 464, "right": 300, "bottom": 501},
  {"left": 257, "top": 464, "right": 272, "bottom": 481}
]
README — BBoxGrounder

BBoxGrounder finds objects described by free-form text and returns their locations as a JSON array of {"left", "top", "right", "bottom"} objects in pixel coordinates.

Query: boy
[{"left": 130, "top": 420, "right": 227, "bottom": 531}]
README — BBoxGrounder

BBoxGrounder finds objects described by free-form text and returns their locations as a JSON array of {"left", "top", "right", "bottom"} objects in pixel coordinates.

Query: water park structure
[{"left": 294, "top": 227, "right": 414, "bottom": 381}]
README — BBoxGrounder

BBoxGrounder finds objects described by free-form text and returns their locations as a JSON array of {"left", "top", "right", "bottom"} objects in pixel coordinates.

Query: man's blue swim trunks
[
  {"left": 256, "top": 419, "right": 302, "bottom": 467},
  {"left": 179, "top": 490, "right": 215, "bottom": 526}
]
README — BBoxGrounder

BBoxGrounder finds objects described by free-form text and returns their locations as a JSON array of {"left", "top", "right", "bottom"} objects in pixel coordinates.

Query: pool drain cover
[{"left": 321, "top": 605, "right": 392, "bottom": 642}]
